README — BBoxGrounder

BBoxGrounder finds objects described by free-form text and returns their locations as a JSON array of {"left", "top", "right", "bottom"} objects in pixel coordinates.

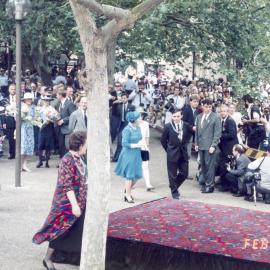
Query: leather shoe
[
  {"left": 8, "top": 156, "right": 15, "bottom": 160},
  {"left": 202, "top": 187, "right": 214, "bottom": 193},
  {"left": 200, "top": 185, "right": 206, "bottom": 192},
  {"left": 244, "top": 196, "right": 253, "bottom": 202},
  {"left": 233, "top": 192, "right": 244, "bottom": 197},
  {"left": 43, "top": 259, "right": 56, "bottom": 270}
]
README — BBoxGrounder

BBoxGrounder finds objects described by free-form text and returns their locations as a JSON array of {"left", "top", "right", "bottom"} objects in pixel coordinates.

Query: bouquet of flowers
[
  {"left": 5, "top": 104, "right": 17, "bottom": 118},
  {"left": 40, "top": 106, "right": 60, "bottom": 128}
]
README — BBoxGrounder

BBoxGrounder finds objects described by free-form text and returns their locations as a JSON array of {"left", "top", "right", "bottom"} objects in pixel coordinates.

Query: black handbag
[{"left": 141, "top": 150, "right": 150, "bottom": 161}]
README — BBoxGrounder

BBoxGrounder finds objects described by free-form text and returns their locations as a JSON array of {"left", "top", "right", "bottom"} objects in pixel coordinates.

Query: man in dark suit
[
  {"left": 195, "top": 99, "right": 222, "bottom": 193},
  {"left": 217, "top": 104, "right": 238, "bottom": 187},
  {"left": 2, "top": 84, "right": 16, "bottom": 159},
  {"left": 161, "top": 109, "right": 193, "bottom": 199},
  {"left": 56, "top": 87, "right": 76, "bottom": 158},
  {"left": 112, "top": 93, "right": 135, "bottom": 162},
  {"left": 182, "top": 94, "right": 201, "bottom": 179}
]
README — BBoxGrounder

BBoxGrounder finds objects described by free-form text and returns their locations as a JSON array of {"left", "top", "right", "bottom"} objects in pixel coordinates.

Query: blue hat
[{"left": 126, "top": 111, "right": 141, "bottom": 122}]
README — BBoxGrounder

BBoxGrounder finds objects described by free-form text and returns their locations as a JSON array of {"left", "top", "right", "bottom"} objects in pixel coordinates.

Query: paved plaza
[{"left": 0, "top": 129, "right": 269, "bottom": 270}]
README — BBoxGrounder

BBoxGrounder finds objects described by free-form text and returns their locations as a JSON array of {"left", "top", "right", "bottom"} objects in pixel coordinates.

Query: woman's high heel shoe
[
  {"left": 43, "top": 259, "right": 56, "bottom": 270},
  {"left": 124, "top": 195, "right": 135, "bottom": 203}
]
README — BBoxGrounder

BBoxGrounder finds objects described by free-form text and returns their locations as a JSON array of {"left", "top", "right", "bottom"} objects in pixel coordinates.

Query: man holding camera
[
  {"left": 129, "top": 81, "right": 152, "bottom": 109},
  {"left": 244, "top": 142, "right": 270, "bottom": 204},
  {"left": 221, "top": 144, "right": 250, "bottom": 196},
  {"left": 164, "top": 85, "right": 186, "bottom": 124},
  {"left": 242, "top": 94, "right": 266, "bottom": 149}
]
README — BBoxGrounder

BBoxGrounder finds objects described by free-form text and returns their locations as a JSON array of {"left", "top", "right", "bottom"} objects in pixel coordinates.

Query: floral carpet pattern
[{"left": 108, "top": 198, "right": 270, "bottom": 264}]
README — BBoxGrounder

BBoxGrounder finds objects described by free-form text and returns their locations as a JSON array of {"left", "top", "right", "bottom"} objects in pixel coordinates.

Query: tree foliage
[{"left": 117, "top": 0, "right": 270, "bottom": 96}]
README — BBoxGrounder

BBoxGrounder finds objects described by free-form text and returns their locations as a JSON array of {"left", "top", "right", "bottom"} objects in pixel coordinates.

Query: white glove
[{"left": 130, "top": 142, "right": 143, "bottom": 149}]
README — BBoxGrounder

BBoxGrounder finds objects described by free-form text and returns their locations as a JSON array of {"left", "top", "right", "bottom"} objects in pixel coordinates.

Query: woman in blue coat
[{"left": 115, "top": 111, "right": 143, "bottom": 203}]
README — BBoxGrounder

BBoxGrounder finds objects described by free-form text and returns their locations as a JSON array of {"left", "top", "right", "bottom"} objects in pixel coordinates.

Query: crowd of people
[
  {"left": 109, "top": 73, "right": 270, "bottom": 204},
  {"left": 0, "top": 68, "right": 270, "bottom": 197},
  {"left": 0, "top": 66, "right": 270, "bottom": 269},
  {"left": 0, "top": 67, "right": 87, "bottom": 170}
]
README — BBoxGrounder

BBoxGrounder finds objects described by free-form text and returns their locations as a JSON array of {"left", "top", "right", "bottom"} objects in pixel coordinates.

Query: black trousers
[
  {"left": 113, "top": 122, "right": 125, "bottom": 161},
  {"left": 58, "top": 132, "right": 67, "bottom": 158},
  {"left": 223, "top": 172, "right": 238, "bottom": 192},
  {"left": 5, "top": 128, "right": 15, "bottom": 158},
  {"left": 167, "top": 158, "right": 188, "bottom": 199}
]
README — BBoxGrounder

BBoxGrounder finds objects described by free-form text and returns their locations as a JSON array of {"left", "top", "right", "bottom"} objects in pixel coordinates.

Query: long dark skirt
[{"left": 50, "top": 209, "right": 85, "bottom": 265}]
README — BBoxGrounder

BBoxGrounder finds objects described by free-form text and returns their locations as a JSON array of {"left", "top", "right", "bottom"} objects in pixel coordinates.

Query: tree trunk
[
  {"left": 107, "top": 38, "right": 117, "bottom": 85},
  {"left": 80, "top": 35, "right": 111, "bottom": 270},
  {"left": 30, "top": 40, "right": 52, "bottom": 85}
]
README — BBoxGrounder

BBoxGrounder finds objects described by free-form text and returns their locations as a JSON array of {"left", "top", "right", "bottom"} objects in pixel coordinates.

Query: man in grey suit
[
  {"left": 69, "top": 96, "right": 88, "bottom": 133},
  {"left": 195, "top": 99, "right": 222, "bottom": 193},
  {"left": 56, "top": 88, "right": 76, "bottom": 158}
]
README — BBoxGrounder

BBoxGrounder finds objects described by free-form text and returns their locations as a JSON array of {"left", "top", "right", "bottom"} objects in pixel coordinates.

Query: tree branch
[
  {"left": 126, "top": 0, "right": 164, "bottom": 28},
  {"left": 76, "top": 0, "right": 129, "bottom": 20},
  {"left": 69, "top": 0, "right": 97, "bottom": 52},
  {"left": 102, "top": 0, "right": 164, "bottom": 43}
]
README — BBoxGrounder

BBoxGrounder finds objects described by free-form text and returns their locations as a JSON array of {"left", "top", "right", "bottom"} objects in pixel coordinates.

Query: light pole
[{"left": 6, "top": 0, "right": 31, "bottom": 187}]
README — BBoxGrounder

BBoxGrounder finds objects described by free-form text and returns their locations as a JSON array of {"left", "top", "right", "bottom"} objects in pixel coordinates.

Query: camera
[
  {"left": 226, "top": 155, "right": 235, "bottom": 170},
  {"left": 252, "top": 171, "right": 261, "bottom": 183},
  {"left": 165, "top": 98, "right": 177, "bottom": 113}
]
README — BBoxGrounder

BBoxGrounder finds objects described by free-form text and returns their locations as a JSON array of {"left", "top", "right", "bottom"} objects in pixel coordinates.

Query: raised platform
[{"left": 106, "top": 198, "right": 270, "bottom": 270}]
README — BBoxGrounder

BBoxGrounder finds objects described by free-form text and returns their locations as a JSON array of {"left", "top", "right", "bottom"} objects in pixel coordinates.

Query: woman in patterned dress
[
  {"left": 115, "top": 111, "right": 143, "bottom": 203},
  {"left": 33, "top": 131, "right": 87, "bottom": 270},
  {"left": 21, "top": 92, "right": 36, "bottom": 172}
]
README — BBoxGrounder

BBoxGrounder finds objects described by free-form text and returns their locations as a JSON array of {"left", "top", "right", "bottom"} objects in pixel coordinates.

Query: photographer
[
  {"left": 244, "top": 141, "right": 270, "bottom": 204},
  {"left": 164, "top": 85, "right": 185, "bottom": 124},
  {"left": 129, "top": 81, "right": 152, "bottom": 109},
  {"left": 242, "top": 94, "right": 266, "bottom": 149},
  {"left": 220, "top": 144, "right": 250, "bottom": 196}
]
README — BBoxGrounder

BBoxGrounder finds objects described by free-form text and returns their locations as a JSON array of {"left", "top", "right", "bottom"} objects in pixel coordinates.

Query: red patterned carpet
[{"left": 107, "top": 198, "right": 270, "bottom": 269}]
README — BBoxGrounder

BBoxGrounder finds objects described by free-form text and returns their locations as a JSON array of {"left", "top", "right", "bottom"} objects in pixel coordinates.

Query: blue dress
[
  {"left": 115, "top": 124, "right": 143, "bottom": 180},
  {"left": 21, "top": 105, "right": 35, "bottom": 155}
]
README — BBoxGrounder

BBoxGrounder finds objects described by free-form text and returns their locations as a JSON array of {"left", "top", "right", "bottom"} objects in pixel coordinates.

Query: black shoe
[
  {"left": 244, "top": 196, "right": 253, "bottom": 202},
  {"left": 218, "top": 186, "right": 230, "bottom": 192},
  {"left": 45, "top": 163, "right": 50, "bottom": 168},
  {"left": 43, "top": 259, "right": 56, "bottom": 270},
  {"left": 264, "top": 194, "right": 270, "bottom": 204},
  {"left": 36, "top": 161, "right": 43, "bottom": 168},
  {"left": 8, "top": 156, "right": 15, "bottom": 160},
  {"left": 146, "top": 186, "right": 155, "bottom": 192},
  {"left": 233, "top": 192, "right": 244, "bottom": 197},
  {"left": 202, "top": 187, "right": 214, "bottom": 193},
  {"left": 124, "top": 195, "right": 134, "bottom": 203},
  {"left": 200, "top": 185, "right": 206, "bottom": 192},
  {"left": 187, "top": 176, "right": 193, "bottom": 180}
]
